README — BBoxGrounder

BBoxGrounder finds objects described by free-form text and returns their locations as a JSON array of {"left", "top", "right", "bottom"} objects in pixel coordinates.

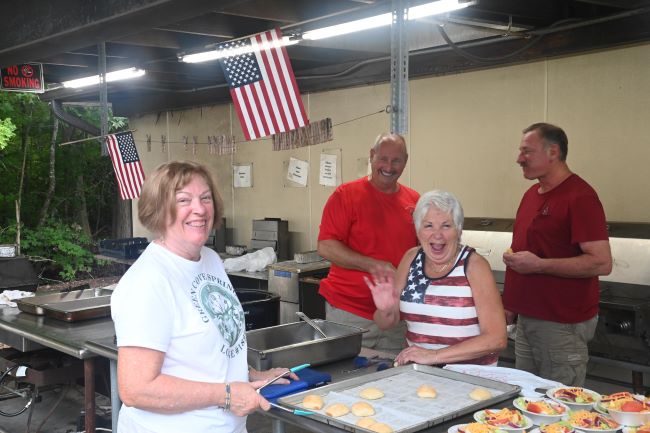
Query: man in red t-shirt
[
  {"left": 317, "top": 133, "right": 420, "bottom": 354},
  {"left": 502, "top": 123, "right": 612, "bottom": 386}
]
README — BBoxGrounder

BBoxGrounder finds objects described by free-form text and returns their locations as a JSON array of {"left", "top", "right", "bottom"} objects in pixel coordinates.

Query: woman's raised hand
[{"left": 364, "top": 264, "right": 399, "bottom": 311}]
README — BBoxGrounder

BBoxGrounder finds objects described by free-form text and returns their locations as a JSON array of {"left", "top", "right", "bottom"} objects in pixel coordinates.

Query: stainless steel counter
[
  {"left": 0, "top": 304, "right": 114, "bottom": 433},
  {"left": 0, "top": 304, "right": 114, "bottom": 357},
  {"left": 227, "top": 269, "right": 269, "bottom": 281}
]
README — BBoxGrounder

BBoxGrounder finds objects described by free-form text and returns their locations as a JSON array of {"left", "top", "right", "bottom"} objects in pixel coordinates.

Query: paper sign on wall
[
  {"left": 287, "top": 157, "right": 309, "bottom": 186},
  {"left": 233, "top": 164, "right": 252, "bottom": 188},
  {"left": 319, "top": 153, "right": 337, "bottom": 187}
]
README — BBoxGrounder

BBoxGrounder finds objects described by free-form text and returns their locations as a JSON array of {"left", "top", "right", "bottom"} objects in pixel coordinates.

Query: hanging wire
[{"left": 137, "top": 107, "right": 388, "bottom": 146}]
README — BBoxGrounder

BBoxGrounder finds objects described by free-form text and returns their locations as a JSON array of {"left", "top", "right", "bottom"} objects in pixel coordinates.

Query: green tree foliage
[
  {"left": 0, "top": 117, "right": 16, "bottom": 150},
  {"left": 1, "top": 220, "right": 96, "bottom": 281},
  {"left": 0, "top": 91, "right": 126, "bottom": 281}
]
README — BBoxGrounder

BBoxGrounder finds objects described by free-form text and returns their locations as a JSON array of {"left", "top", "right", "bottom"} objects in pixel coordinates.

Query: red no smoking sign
[{"left": 1, "top": 63, "right": 44, "bottom": 93}]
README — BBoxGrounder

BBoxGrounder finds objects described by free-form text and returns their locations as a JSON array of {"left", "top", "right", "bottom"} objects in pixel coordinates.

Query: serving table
[
  {"left": 81, "top": 339, "right": 507, "bottom": 433},
  {"left": 0, "top": 304, "right": 114, "bottom": 433}
]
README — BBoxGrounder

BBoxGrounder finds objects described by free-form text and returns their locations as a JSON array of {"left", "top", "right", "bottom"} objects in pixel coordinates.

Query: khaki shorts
[
  {"left": 514, "top": 314, "right": 597, "bottom": 386},
  {"left": 326, "top": 302, "right": 406, "bottom": 355}
]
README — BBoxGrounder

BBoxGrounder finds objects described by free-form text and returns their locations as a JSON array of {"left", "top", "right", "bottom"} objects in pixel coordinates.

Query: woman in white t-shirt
[{"left": 111, "top": 161, "right": 295, "bottom": 433}]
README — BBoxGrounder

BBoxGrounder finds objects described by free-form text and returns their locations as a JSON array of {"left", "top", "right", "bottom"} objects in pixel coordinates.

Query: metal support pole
[
  {"left": 390, "top": 0, "right": 409, "bottom": 134},
  {"left": 110, "top": 359, "right": 121, "bottom": 432},
  {"left": 272, "top": 418, "right": 286, "bottom": 433},
  {"left": 98, "top": 42, "right": 109, "bottom": 155},
  {"left": 84, "top": 358, "right": 96, "bottom": 433}
]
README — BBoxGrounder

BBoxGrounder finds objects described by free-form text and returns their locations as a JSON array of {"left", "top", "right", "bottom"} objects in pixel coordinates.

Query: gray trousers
[
  {"left": 326, "top": 302, "right": 406, "bottom": 356},
  {"left": 515, "top": 314, "right": 598, "bottom": 386}
]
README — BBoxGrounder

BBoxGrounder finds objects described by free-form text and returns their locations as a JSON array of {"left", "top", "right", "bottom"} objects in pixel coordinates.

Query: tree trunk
[
  {"left": 112, "top": 196, "right": 133, "bottom": 239},
  {"left": 76, "top": 174, "right": 92, "bottom": 236},
  {"left": 37, "top": 115, "right": 59, "bottom": 227},
  {"left": 15, "top": 102, "right": 33, "bottom": 254}
]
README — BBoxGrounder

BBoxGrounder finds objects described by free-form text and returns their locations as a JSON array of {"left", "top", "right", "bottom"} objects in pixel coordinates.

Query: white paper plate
[
  {"left": 547, "top": 387, "right": 600, "bottom": 411},
  {"left": 449, "top": 424, "right": 467, "bottom": 433},
  {"left": 474, "top": 409, "right": 533, "bottom": 431},
  {"left": 513, "top": 396, "right": 570, "bottom": 425},
  {"left": 569, "top": 417, "right": 620, "bottom": 433},
  {"left": 449, "top": 423, "right": 509, "bottom": 433}
]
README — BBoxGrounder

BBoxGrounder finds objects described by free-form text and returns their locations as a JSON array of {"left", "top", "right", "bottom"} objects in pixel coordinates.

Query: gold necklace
[{"left": 432, "top": 258, "right": 454, "bottom": 274}]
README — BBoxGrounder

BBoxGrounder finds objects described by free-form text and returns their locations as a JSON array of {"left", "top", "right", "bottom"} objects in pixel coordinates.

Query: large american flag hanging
[
  {"left": 218, "top": 28, "right": 308, "bottom": 141},
  {"left": 105, "top": 131, "right": 145, "bottom": 200}
]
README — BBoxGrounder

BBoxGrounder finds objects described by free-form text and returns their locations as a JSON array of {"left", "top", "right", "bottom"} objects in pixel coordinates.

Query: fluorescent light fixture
[
  {"left": 62, "top": 67, "right": 146, "bottom": 88},
  {"left": 180, "top": 0, "right": 474, "bottom": 63},
  {"left": 181, "top": 36, "right": 298, "bottom": 63},
  {"left": 303, "top": 0, "right": 475, "bottom": 40},
  {"left": 302, "top": 13, "right": 392, "bottom": 41},
  {"left": 408, "top": 0, "right": 474, "bottom": 20}
]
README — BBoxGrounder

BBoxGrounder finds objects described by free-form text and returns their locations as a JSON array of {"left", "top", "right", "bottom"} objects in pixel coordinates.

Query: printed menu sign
[{"left": 1, "top": 64, "right": 45, "bottom": 93}]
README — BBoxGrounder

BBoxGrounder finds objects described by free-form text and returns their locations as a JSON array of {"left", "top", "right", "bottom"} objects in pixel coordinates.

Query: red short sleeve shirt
[
  {"left": 503, "top": 174, "right": 609, "bottom": 323},
  {"left": 318, "top": 177, "right": 419, "bottom": 319}
]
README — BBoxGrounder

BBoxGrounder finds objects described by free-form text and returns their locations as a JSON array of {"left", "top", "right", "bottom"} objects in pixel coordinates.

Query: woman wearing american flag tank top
[{"left": 364, "top": 190, "right": 507, "bottom": 366}]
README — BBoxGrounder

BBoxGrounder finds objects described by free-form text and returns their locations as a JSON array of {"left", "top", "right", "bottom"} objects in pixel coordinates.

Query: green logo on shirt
[{"left": 200, "top": 284, "right": 245, "bottom": 347}]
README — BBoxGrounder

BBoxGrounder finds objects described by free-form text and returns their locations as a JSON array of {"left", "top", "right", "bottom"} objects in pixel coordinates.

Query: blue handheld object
[
  {"left": 353, "top": 356, "right": 370, "bottom": 368},
  {"left": 376, "top": 362, "right": 389, "bottom": 372},
  {"left": 258, "top": 363, "right": 312, "bottom": 393},
  {"left": 260, "top": 368, "right": 331, "bottom": 401}
]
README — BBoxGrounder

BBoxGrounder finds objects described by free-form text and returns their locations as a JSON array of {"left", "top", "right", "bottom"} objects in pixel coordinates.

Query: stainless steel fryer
[{"left": 246, "top": 320, "right": 365, "bottom": 370}]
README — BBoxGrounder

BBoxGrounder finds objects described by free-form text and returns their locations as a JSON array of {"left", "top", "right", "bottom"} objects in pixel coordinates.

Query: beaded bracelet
[{"left": 224, "top": 383, "right": 231, "bottom": 410}]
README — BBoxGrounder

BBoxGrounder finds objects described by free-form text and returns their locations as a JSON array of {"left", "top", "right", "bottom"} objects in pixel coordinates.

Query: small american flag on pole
[
  {"left": 105, "top": 131, "right": 145, "bottom": 200},
  {"left": 218, "top": 28, "right": 308, "bottom": 140}
]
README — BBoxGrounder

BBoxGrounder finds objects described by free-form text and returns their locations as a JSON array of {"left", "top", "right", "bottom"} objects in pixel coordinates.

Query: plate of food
[
  {"left": 567, "top": 409, "right": 621, "bottom": 433},
  {"left": 514, "top": 397, "right": 570, "bottom": 425},
  {"left": 547, "top": 387, "right": 600, "bottom": 411},
  {"left": 449, "top": 423, "right": 507, "bottom": 433},
  {"left": 529, "top": 421, "right": 578, "bottom": 433},
  {"left": 622, "top": 421, "right": 650, "bottom": 433},
  {"left": 474, "top": 408, "right": 533, "bottom": 432},
  {"left": 596, "top": 393, "right": 639, "bottom": 414},
  {"left": 607, "top": 401, "right": 650, "bottom": 427}
]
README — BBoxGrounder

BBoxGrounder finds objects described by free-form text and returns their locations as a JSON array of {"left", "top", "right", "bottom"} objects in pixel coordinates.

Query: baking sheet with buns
[{"left": 279, "top": 364, "right": 521, "bottom": 433}]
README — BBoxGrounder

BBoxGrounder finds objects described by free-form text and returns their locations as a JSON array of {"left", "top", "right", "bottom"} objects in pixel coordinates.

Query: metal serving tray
[
  {"left": 247, "top": 320, "right": 365, "bottom": 370},
  {"left": 41, "top": 297, "right": 112, "bottom": 322},
  {"left": 15, "top": 286, "right": 115, "bottom": 321},
  {"left": 279, "top": 364, "right": 521, "bottom": 433}
]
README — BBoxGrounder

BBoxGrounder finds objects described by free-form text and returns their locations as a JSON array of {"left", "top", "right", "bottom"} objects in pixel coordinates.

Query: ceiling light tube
[
  {"left": 181, "top": 36, "right": 298, "bottom": 63},
  {"left": 62, "top": 67, "right": 146, "bottom": 88},
  {"left": 302, "top": 13, "right": 392, "bottom": 41},
  {"left": 302, "top": 0, "right": 475, "bottom": 40},
  {"left": 408, "top": 0, "right": 475, "bottom": 20}
]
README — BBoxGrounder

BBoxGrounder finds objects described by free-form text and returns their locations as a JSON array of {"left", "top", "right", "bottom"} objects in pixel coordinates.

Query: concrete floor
[{"left": 0, "top": 371, "right": 633, "bottom": 433}]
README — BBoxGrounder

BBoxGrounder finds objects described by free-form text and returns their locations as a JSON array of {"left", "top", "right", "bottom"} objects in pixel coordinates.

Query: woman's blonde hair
[{"left": 138, "top": 160, "right": 224, "bottom": 235}]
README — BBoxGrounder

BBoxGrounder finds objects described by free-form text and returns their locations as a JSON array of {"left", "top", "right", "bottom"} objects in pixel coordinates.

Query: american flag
[
  {"left": 218, "top": 28, "right": 308, "bottom": 140},
  {"left": 105, "top": 131, "right": 145, "bottom": 200}
]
